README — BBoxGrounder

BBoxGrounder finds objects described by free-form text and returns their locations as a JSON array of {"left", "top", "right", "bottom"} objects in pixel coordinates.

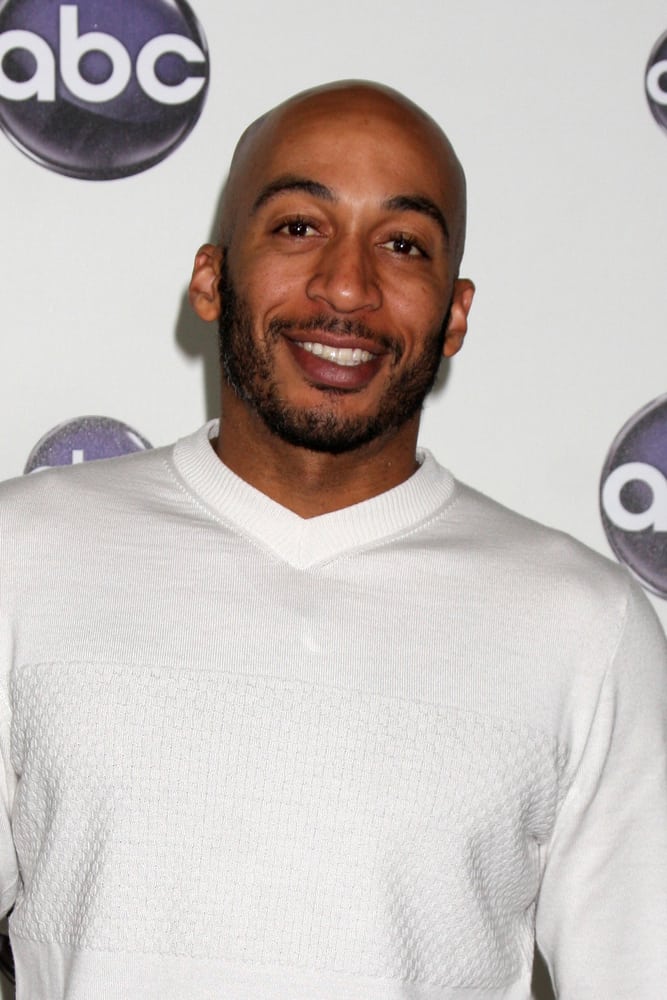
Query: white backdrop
[
  {"left": 5, "top": 1, "right": 667, "bottom": 627},
  {"left": 3, "top": 0, "right": 667, "bottom": 617},
  {"left": 1, "top": 2, "right": 667, "bottom": 995}
]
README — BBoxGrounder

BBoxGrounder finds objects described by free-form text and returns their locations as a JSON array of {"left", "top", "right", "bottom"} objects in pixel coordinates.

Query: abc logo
[
  {"left": 0, "top": 0, "right": 209, "bottom": 179},
  {"left": 600, "top": 396, "right": 667, "bottom": 597},
  {"left": 25, "top": 415, "right": 152, "bottom": 473},
  {"left": 646, "top": 30, "right": 667, "bottom": 133}
]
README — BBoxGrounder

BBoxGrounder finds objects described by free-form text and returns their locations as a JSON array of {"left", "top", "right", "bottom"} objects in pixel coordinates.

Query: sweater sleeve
[
  {"left": 0, "top": 552, "right": 18, "bottom": 917},
  {"left": 0, "top": 682, "right": 17, "bottom": 919},
  {"left": 535, "top": 580, "right": 667, "bottom": 998}
]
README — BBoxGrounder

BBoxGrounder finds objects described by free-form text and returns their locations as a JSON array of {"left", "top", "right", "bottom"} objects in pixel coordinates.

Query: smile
[{"left": 297, "top": 342, "right": 375, "bottom": 367}]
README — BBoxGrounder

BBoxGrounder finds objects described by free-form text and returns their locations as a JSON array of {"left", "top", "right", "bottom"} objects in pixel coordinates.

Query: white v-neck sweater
[{"left": 0, "top": 421, "right": 665, "bottom": 999}]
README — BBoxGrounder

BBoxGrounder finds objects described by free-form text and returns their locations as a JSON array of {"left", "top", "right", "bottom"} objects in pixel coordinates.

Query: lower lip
[{"left": 286, "top": 340, "right": 385, "bottom": 390}]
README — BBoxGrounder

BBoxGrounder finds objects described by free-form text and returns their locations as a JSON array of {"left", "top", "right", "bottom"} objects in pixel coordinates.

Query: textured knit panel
[
  {"left": 10, "top": 663, "right": 560, "bottom": 988},
  {"left": 9, "top": 941, "right": 537, "bottom": 1000}
]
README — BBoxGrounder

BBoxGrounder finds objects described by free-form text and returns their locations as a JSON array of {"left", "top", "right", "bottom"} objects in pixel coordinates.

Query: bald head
[
  {"left": 220, "top": 80, "right": 468, "bottom": 271},
  {"left": 188, "top": 78, "right": 476, "bottom": 469}
]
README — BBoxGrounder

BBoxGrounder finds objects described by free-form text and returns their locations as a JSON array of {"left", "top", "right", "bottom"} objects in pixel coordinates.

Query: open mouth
[
  {"left": 297, "top": 341, "right": 375, "bottom": 367},
  {"left": 285, "top": 335, "right": 385, "bottom": 390}
]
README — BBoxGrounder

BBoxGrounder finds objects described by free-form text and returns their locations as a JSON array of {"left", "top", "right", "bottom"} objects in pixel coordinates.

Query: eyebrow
[
  {"left": 251, "top": 176, "right": 336, "bottom": 214},
  {"left": 382, "top": 195, "right": 450, "bottom": 245},
  {"left": 250, "top": 176, "right": 450, "bottom": 245}
]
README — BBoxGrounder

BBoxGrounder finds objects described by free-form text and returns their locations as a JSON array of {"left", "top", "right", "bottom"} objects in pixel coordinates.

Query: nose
[{"left": 306, "top": 234, "right": 382, "bottom": 314}]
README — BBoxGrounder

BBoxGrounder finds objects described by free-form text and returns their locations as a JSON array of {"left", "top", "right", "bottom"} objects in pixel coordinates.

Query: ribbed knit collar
[{"left": 171, "top": 421, "right": 457, "bottom": 568}]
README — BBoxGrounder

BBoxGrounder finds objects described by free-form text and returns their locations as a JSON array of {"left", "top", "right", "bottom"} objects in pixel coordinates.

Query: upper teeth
[{"left": 299, "top": 342, "right": 374, "bottom": 367}]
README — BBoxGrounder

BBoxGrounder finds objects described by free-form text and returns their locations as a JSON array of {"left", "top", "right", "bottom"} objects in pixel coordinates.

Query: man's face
[
  {"left": 211, "top": 90, "right": 472, "bottom": 454},
  {"left": 218, "top": 256, "right": 451, "bottom": 454}
]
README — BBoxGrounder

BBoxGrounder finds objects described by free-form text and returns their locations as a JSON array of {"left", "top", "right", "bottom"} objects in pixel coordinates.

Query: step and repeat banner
[
  {"left": 2, "top": 0, "right": 667, "bottom": 640},
  {"left": 1, "top": 4, "right": 667, "bottom": 996}
]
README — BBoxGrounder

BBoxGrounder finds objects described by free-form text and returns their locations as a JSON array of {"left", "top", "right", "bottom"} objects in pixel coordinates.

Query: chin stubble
[{"left": 217, "top": 256, "right": 450, "bottom": 455}]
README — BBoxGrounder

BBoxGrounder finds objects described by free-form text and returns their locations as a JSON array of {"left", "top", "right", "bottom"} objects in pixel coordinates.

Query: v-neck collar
[{"left": 171, "top": 422, "right": 457, "bottom": 569}]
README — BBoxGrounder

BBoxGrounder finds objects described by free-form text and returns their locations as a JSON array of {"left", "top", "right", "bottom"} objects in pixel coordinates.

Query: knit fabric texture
[{"left": 0, "top": 421, "right": 665, "bottom": 999}]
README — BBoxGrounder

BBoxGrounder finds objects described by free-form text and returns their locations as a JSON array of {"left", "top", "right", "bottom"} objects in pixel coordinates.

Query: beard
[{"left": 218, "top": 256, "right": 451, "bottom": 455}]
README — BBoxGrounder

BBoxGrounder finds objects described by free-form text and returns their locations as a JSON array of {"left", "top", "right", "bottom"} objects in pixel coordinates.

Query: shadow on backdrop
[
  {"left": 174, "top": 174, "right": 227, "bottom": 421},
  {"left": 532, "top": 948, "right": 555, "bottom": 999}
]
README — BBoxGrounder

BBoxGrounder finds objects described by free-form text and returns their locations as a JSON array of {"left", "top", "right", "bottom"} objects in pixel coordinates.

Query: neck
[{"left": 215, "top": 391, "right": 421, "bottom": 518}]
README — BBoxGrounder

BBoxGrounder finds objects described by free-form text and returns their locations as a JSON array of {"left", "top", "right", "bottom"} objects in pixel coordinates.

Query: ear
[
  {"left": 189, "top": 243, "right": 223, "bottom": 322},
  {"left": 442, "top": 278, "right": 475, "bottom": 358}
]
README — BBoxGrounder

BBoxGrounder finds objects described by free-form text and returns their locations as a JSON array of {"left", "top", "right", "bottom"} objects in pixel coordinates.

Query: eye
[
  {"left": 379, "top": 234, "right": 427, "bottom": 258},
  {"left": 274, "top": 216, "right": 319, "bottom": 238}
]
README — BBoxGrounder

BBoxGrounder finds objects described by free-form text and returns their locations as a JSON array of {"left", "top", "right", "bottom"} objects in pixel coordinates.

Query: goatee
[{"left": 218, "top": 255, "right": 450, "bottom": 455}]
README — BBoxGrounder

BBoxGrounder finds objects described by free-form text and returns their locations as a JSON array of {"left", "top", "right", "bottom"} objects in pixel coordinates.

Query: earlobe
[
  {"left": 188, "top": 243, "right": 223, "bottom": 322},
  {"left": 442, "top": 278, "right": 475, "bottom": 358}
]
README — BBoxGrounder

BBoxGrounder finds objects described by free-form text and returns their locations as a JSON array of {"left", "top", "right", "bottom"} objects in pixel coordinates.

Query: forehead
[{"left": 233, "top": 94, "right": 456, "bottom": 217}]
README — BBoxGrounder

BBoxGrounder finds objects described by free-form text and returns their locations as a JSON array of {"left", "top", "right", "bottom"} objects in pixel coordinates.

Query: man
[{"left": 0, "top": 81, "right": 665, "bottom": 999}]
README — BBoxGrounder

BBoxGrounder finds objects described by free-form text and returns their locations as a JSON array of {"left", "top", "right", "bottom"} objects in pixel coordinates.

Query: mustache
[{"left": 267, "top": 314, "right": 403, "bottom": 361}]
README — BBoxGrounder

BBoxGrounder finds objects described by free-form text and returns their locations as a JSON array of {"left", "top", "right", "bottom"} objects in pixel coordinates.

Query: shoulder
[
  {"left": 0, "top": 444, "right": 179, "bottom": 546},
  {"left": 0, "top": 443, "right": 171, "bottom": 503},
  {"left": 439, "top": 473, "right": 640, "bottom": 627},
  {"left": 451, "top": 480, "right": 667, "bottom": 709}
]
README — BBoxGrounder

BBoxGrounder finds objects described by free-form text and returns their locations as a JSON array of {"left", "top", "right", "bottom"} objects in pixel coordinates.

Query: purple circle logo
[
  {"left": 0, "top": 0, "right": 209, "bottom": 179},
  {"left": 646, "top": 30, "right": 667, "bottom": 134},
  {"left": 25, "top": 415, "right": 152, "bottom": 473},
  {"left": 600, "top": 395, "right": 667, "bottom": 597}
]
